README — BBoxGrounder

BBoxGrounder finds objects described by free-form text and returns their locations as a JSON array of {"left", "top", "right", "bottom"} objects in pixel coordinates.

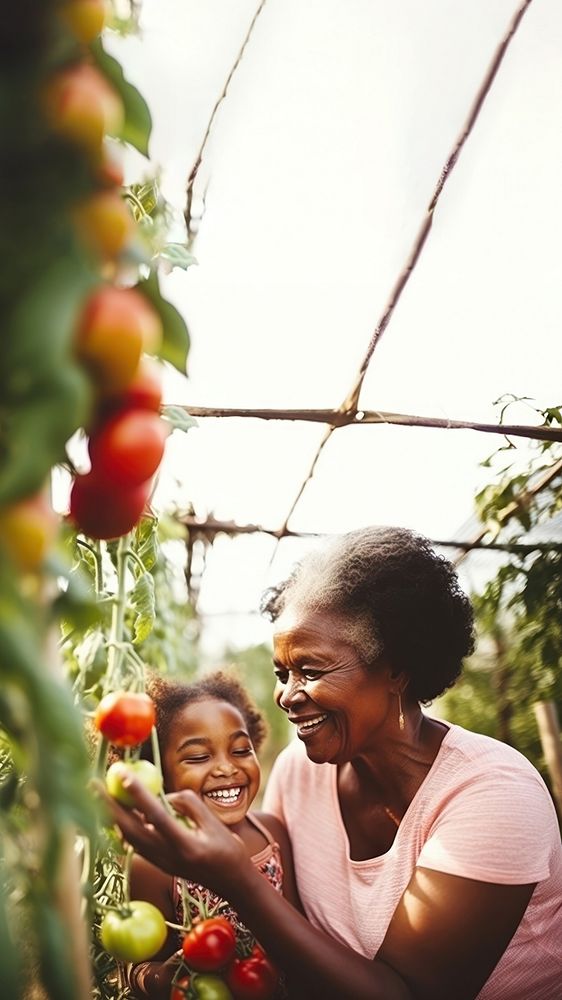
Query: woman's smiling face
[
  {"left": 272, "top": 605, "right": 394, "bottom": 765},
  {"left": 162, "top": 698, "right": 261, "bottom": 827}
]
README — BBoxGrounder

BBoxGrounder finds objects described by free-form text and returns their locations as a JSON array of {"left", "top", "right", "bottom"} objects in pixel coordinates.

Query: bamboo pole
[{"left": 534, "top": 701, "right": 562, "bottom": 819}]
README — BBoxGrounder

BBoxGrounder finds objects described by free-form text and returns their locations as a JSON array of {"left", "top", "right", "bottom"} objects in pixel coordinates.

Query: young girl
[{"left": 120, "top": 671, "right": 301, "bottom": 999}]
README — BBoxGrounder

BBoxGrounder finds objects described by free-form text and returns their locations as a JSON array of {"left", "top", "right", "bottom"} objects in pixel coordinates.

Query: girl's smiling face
[{"left": 162, "top": 698, "right": 261, "bottom": 827}]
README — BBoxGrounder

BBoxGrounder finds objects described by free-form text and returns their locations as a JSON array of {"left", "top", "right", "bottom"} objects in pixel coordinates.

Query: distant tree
[{"left": 438, "top": 398, "right": 562, "bottom": 803}]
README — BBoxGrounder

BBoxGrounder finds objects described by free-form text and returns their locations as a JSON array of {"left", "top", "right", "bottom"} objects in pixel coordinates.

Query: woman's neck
[{"left": 344, "top": 712, "right": 448, "bottom": 807}]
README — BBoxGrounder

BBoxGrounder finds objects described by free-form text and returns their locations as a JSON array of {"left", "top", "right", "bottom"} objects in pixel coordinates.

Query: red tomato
[
  {"left": 182, "top": 918, "right": 236, "bottom": 973},
  {"left": 170, "top": 976, "right": 191, "bottom": 1000},
  {"left": 94, "top": 691, "right": 155, "bottom": 747},
  {"left": 43, "top": 62, "right": 123, "bottom": 158},
  {"left": 88, "top": 409, "right": 168, "bottom": 487},
  {"left": 225, "top": 956, "right": 278, "bottom": 1000},
  {"left": 97, "top": 357, "right": 163, "bottom": 419},
  {"left": 76, "top": 286, "right": 163, "bottom": 393},
  {"left": 69, "top": 472, "right": 151, "bottom": 539}
]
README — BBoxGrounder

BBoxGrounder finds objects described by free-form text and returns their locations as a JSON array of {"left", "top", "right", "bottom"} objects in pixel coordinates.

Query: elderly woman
[{"left": 109, "top": 526, "right": 562, "bottom": 1000}]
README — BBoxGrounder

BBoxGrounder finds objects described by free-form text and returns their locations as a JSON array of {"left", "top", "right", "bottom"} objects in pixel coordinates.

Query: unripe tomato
[
  {"left": 69, "top": 472, "right": 151, "bottom": 539},
  {"left": 100, "top": 900, "right": 167, "bottom": 962},
  {"left": 182, "top": 918, "right": 236, "bottom": 973},
  {"left": 88, "top": 409, "right": 168, "bottom": 487},
  {"left": 76, "top": 286, "right": 163, "bottom": 392},
  {"left": 106, "top": 760, "right": 163, "bottom": 806},
  {"left": 74, "top": 190, "right": 135, "bottom": 259},
  {"left": 43, "top": 63, "right": 124, "bottom": 157},
  {"left": 192, "top": 975, "right": 234, "bottom": 1000},
  {"left": 0, "top": 493, "right": 58, "bottom": 572},
  {"left": 61, "top": 0, "right": 108, "bottom": 43},
  {"left": 95, "top": 691, "right": 156, "bottom": 747},
  {"left": 225, "top": 955, "right": 278, "bottom": 1000},
  {"left": 170, "top": 976, "right": 191, "bottom": 1000}
]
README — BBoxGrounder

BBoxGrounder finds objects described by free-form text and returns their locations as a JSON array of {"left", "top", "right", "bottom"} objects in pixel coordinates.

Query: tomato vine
[{"left": 0, "top": 3, "right": 194, "bottom": 997}]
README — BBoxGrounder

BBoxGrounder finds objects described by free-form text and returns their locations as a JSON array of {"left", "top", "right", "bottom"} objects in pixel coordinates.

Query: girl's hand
[
  {"left": 96, "top": 770, "right": 247, "bottom": 896},
  {"left": 151, "top": 951, "right": 184, "bottom": 1000}
]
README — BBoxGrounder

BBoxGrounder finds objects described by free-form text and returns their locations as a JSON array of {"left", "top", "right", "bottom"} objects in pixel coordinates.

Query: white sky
[{"left": 107, "top": 0, "right": 562, "bottom": 656}]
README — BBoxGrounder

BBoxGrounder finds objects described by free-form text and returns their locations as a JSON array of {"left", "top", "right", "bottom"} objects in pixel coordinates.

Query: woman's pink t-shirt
[{"left": 263, "top": 724, "right": 562, "bottom": 999}]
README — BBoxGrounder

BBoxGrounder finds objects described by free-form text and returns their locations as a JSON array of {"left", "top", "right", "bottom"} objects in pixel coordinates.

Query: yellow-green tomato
[
  {"left": 193, "top": 974, "right": 234, "bottom": 1000},
  {"left": 105, "top": 760, "right": 163, "bottom": 807},
  {"left": 100, "top": 900, "right": 167, "bottom": 961}
]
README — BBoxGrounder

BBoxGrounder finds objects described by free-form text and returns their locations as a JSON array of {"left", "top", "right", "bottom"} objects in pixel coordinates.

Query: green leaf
[
  {"left": 133, "top": 515, "right": 159, "bottom": 572},
  {"left": 0, "top": 365, "right": 93, "bottom": 506},
  {"left": 138, "top": 270, "right": 190, "bottom": 375},
  {"left": 157, "top": 243, "right": 198, "bottom": 271},
  {"left": 0, "top": 875, "right": 22, "bottom": 1000},
  {"left": 34, "top": 894, "right": 82, "bottom": 1000},
  {"left": 161, "top": 405, "right": 198, "bottom": 434},
  {"left": 130, "top": 572, "right": 156, "bottom": 644},
  {"left": 91, "top": 39, "right": 152, "bottom": 156}
]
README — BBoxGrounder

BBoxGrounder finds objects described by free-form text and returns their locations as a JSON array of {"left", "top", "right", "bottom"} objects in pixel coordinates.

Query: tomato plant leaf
[
  {"left": 133, "top": 516, "right": 159, "bottom": 573},
  {"left": 130, "top": 572, "right": 156, "bottom": 644},
  {"left": 139, "top": 271, "right": 190, "bottom": 375},
  {"left": 91, "top": 39, "right": 152, "bottom": 155},
  {"left": 0, "top": 366, "right": 93, "bottom": 507}
]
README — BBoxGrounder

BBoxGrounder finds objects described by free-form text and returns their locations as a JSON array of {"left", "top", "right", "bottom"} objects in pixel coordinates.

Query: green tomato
[
  {"left": 100, "top": 900, "right": 167, "bottom": 962},
  {"left": 193, "top": 974, "right": 234, "bottom": 1000},
  {"left": 105, "top": 759, "right": 163, "bottom": 807}
]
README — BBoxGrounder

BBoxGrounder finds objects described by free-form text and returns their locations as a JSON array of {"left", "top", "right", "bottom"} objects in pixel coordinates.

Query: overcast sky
[{"left": 108, "top": 0, "right": 562, "bottom": 654}]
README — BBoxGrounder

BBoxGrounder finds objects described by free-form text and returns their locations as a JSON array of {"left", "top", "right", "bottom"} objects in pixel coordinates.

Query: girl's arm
[
  {"left": 253, "top": 810, "right": 303, "bottom": 912},
  {"left": 125, "top": 855, "right": 183, "bottom": 999}
]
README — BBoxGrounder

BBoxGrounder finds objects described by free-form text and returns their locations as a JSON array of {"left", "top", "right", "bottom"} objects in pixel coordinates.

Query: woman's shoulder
[
  {"left": 442, "top": 722, "right": 548, "bottom": 780},
  {"left": 427, "top": 723, "right": 560, "bottom": 846}
]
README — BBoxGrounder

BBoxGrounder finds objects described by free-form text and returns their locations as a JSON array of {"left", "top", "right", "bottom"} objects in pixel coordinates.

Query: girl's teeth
[{"left": 207, "top": 787, "right": 241, "bottom": 800}]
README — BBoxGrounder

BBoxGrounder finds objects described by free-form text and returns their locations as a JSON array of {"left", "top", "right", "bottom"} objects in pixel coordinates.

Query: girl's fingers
[{"left": 166, "top": 789, "right": 220, "bottom": 827}]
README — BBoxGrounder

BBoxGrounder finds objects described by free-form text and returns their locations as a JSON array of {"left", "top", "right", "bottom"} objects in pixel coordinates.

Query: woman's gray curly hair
[{"left": 261, "top": 525, "right": 475, "bottom": 702}]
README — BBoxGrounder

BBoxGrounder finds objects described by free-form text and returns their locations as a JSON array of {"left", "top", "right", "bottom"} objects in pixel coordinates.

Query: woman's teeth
[{"left": 299, "top": 713, "right": 328, "bottom": 731}]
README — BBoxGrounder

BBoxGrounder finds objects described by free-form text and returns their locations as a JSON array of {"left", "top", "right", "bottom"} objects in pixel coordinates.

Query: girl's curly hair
[{"left": 261, "top": 525, "right": 475, "bottom": 702}]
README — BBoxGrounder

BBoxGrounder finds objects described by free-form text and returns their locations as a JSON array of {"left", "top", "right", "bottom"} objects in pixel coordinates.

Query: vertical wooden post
[{"left": 534, "top": 700, "right": 562, "bottom": 818}]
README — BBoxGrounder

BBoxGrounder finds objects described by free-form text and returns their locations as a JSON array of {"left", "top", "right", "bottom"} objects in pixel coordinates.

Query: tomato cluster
[
  {"left": 40, "top": 1, "right": 171, "bottom": 541},
  {"left": 68, "top": 248, "right": 168, "bottom": 539},
  {"left": 69, "top": 273, "right": 169, "bottom": 539},
  {"left": 174, "top": 919, "right": 279, "bottom": 1000}
]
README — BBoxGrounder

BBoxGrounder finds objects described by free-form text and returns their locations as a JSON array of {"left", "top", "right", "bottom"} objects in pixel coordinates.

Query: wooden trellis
[{"left": 175, "top": 0, "right": 561, "bottom": 596}]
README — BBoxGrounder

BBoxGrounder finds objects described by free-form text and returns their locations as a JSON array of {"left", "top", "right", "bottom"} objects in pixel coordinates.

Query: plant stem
[{"left": 104, "top": 534, "right": 131, "bottom": 693}]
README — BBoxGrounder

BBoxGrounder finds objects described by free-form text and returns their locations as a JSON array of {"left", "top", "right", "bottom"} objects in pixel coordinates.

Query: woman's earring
[{"left": 398, "top": 692, "right": 405, "bottom": 731}]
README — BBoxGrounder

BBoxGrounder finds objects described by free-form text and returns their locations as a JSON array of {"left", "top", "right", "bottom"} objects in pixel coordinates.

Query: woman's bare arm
[
  {"left": 102, "top": 776, "right": 534, "bottom": 1000},
  {"left": 379, "top": 867, "right": 535, "bottom": 1000}
]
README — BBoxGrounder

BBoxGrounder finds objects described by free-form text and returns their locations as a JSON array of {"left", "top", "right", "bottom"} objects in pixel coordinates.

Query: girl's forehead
[{"left": 171, "top": 698, "right": 247, "bottom": 733}]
